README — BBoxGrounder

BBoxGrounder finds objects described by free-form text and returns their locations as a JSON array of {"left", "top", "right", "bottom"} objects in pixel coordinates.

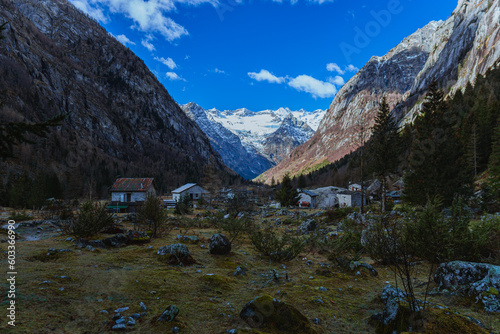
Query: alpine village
[{"left": 2, "top": 0, "right": 500, "bottom": 333}]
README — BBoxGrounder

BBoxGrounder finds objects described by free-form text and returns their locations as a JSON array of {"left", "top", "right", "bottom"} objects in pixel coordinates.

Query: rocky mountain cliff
[
  {"left": 181, "top": 103, "right": 324, "bottom": 179},
  {"left": 0, "top": 0, "right": 235, "bottom": 197},
  {"left": 257, "top": 0, "right": 500, "bottom": 185},
  {"left": 181, "top": 103, "right": 273, "bottom": 180}
]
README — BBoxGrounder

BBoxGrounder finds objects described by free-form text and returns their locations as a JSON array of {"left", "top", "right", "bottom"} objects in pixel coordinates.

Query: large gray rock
[
  {"left": 209, "top": 233, "right": 231, "bottom": 255},
  {"left": 157, "top": 244, "right": 196, "bottom": 265},
  {"left": 434, "top": 261, "right": 500, "bottom": 312}
]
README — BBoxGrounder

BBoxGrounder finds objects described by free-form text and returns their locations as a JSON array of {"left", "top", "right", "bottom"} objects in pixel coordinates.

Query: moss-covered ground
[{"left": 0, "top": 209, "right": 498, "bottom": 333}]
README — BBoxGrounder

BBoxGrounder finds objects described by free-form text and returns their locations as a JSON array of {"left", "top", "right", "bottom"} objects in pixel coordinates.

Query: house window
[
  {"left": 126, "top": 193, "right": 132, "bottom": 202},
  {"left": 195, "top": 193, "right": 199, "bottom": 198}
]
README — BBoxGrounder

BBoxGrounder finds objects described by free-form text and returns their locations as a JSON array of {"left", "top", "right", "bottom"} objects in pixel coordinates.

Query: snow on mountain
[{"left": 181, "top": 103, "right": 326, "bottom": 179}]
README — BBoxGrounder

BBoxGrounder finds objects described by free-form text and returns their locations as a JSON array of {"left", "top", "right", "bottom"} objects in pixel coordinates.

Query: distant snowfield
[{"left": 206, "top": 107, "right": 326, "bottom": 153}]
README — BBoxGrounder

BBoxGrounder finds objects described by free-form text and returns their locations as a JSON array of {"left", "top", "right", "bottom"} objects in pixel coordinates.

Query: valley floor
[{"left": 0, "top": 210, "right": 498, "bottom": 333}]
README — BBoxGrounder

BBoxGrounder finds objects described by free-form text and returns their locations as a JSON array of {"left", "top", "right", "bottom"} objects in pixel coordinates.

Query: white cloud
[
  {"left": 141, "top": 35, "right": 156, "bottom": 51},
  {"left": 346, "top": 64, "right": 359, "bottom": 72},
  {"left": 248, "top": 69, "right": 285, "bottom": 84},
  {"left": 329, "top": 75, "right": 345, "bottom": 86},
  {"left": 70, "top": 0, "right": 108, "bottom": 23},
  {"left": 214, "top": 68, "right": 225, "bottom": 74},
  {"left": 326, "top": 63, "right": 344, "bottom": 75},
  {"left": 115, "top": 34, "right": 136, "bottom": 46},
  {"left": 154, "top": 56, "right": 177, "bottom": 69},
  {"left": 70, "top": 0, "right": 219, "bottom": 42},
  {"left": 166, "top": 72, "right": 185, "bottom": 81},
  {"left": 288, "top": 75, "right": 337, "bottom": 99}
]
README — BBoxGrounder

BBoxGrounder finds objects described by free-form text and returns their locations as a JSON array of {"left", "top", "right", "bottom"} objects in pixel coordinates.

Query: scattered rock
[
  {"left": 111, "top": 323, "right": 127, "bottom": 331},
  {"left": 170, "top": 326, "right": 180, "bottom": 333},
  {"left": 114, "top": 307, "right": 129, "bottom": 313},
  {"left": 126, "top": 230, "right": 151, "bottom": 244},
  {"left": 297, "top": 219, "right": 317, "bottom": 235},
  {"left": 349, "top": 261, "right": 378, "bottom": 277},
  {"left": 158, "top": 305, "right": 179, "bottom": 322},
  {"left": 240, "top": 294, "right": 316, "bottom": 333},
  {"left": 234, "top": 266, "right": 247, "bottom": 276},
  {"left": 209, "top": 233, "right": 231, "bottom": 255},
  {"left": 140, "top": 301, "right": 147, "bottom": 311},
  {"left": 157, "top": 244, "right": 196, "bottom": 266},
  {"left": 176, "top": 235, "right": 200, "bottom": 244}
]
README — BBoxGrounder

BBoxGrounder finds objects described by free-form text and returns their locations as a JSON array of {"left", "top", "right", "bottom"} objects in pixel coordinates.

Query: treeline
[{"left": 291, "top": 64, "right": 500, "bottom": 206}]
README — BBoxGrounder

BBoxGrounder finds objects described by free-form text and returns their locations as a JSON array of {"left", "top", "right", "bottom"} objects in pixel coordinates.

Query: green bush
[
  {"left": 138, "top": 195, "right": 168, "bottom": 237},
  {"left": 324, "top": 207, "right": 355, "bottom": 222},
  {"left": 251, "top": 226, "right": 305, "bottom": 262},
  {"left": 72, "top": 201, "right": 114, "bottom": 238},
  {"left": 218, "top": 215, "right": 255, "bottom": 245},
  {"left": 174, "top": 195, "right": 192, "bottom": 215}
]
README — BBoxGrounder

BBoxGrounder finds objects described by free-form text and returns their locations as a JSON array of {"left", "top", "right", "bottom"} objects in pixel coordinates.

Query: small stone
[
  {"left": 227, "top": 329, "right": 237, "bottom": 334},
  {"left": 306, "top": 260, "right": 313, "bottom": 266},
  {"left": 115, "top": 307, "right": 129, "bottom": 313},
  {"left": 65, "top": 237, "right": 73, "bottom": 242},
  {"left": 115, "top": 317, "right": 126, "bottom": 324},
  {"left": 319, "top": 287, "right": 327, "bottom": 292},
  {"left": 126, "top": 317, "right": 135, "bottom": 326},
  {"left": 131, "top": 313, "right": 141, "bottom": 319},
  {"left": 140, "top": 302, "right": 147, "bottom": 311},
  {"left": 171, "top": 326, "right": 180, "bottom": 333},
  {"left": 313, "top": 318, "right": 321, "bottom": 324},
  {"left": 100, "top": 310, "right": 109, "bottom": 314},
  {"left": 112, "top": 323, "right": 126, "bottom": 331},
  {"left": 158, "top": 305, "right": 179, "bottom": 322},
  {"left": 233, "top": 266, "right": 247, "bottom": 276}
]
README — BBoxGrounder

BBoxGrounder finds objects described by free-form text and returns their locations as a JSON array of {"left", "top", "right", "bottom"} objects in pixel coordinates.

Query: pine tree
[
  {"left": 404, "top": 81, "right": 472, "bottom": 205},
  {"left": 276, "top": 173, "right": 299, "bottom": 207},
  {"left": 369, "top": 96, "right": 399, "bottom": 212}
]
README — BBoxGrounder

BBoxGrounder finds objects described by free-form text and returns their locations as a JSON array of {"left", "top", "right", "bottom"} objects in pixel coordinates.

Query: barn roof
[
  {"left": 111, "top": 178, "right": 154, "bottom": 192},
  {"left": 301, "top": 190, "right": 319, "bottom": 197},
  {"left": 172, "top": 183, "right": 197, "bottom": 194}
]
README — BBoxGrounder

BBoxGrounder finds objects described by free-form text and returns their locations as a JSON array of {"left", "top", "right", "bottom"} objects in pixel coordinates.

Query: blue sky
[{"left": 70, "top": 0, "right": 458, "bottom": 111}]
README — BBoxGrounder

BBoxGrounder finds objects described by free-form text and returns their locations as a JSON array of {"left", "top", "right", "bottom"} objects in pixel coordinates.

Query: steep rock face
[
  {"left": 258, "top": 0, "right": 500, "bottom": 184},
  {"left": 0, "top": 0, "right": 232, "bottom": 194},
  {"left": 263, "top": 113, "right": 315, "bottom": 164},
  {"left": 181, "top": 103, "right": 273, "bottom": 180}
]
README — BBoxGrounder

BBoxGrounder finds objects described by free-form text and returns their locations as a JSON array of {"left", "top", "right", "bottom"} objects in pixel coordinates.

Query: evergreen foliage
[
  {"left": 72, "top": 201, "right": 114, "bottom": 238},
  {"left": 404, "top": 81, "right": 472, "bottom": 205},
  {"left": 275, "top": 173, "right": 299, "bottom": 207},
  {"left": 137, "top": 195, "right": 167, "bottom": 237},
  {"left": 369, "top": 96, "right": 399, "bottom": 211}
]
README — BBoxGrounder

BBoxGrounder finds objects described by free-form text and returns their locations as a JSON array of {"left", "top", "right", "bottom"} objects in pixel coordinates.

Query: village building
[
  {"left": 172, "top": 183, "right": 210, "bottom": 202},
  {"left": 337, "top": 190, "right": 368, "bottom": 208},
  {"left": 298, "top": 189, "right": 319, "bottom": 208},
  {"left": 109, "top": 178, "right": 156, "bottom": 212}
]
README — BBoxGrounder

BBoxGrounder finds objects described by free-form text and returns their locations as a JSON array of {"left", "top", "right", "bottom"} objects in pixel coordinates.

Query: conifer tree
[
  {"left": 404, "top": 81, "right": 472, "bottom": 205},
  {"left": 488, "top": 117, "right": 500, "bottom": 187},
  {"left": 276, "top": 173, "right": 299, "bottom": 207},
  {"left": 369, "top": 96, "right": 399, "bottom": 212}
]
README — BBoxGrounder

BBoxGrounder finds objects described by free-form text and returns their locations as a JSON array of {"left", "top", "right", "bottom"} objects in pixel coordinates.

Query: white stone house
[
  {"left": 298, "top": 190, "right": 319, "bottom": 208},
  {"left": 110, "top": 178, "right": 156, "bottom": 203},
  {"left": 337, "top": 190, "right": 368, "bottom": 208},
  {"left": 172, "top": 183, "right": 210, "bottom": 202}
]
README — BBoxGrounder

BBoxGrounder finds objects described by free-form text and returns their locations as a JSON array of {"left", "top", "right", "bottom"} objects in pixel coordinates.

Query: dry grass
[{"left": 0, "top": 210, "right": 498, "bottom": 333}]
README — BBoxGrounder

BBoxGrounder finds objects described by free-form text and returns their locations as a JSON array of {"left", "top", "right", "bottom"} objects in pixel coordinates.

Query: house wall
[
  {"left": 173, "top": 185, "right": 208, "bottom": 202},
  {"left": 111, "top": 186, "right": 156, "bottom": 203},
  {"left": 338, "top": 194, "right": 352, "bottom": 207}
]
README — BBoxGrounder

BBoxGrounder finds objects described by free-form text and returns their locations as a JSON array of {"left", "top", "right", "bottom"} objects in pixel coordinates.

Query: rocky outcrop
[
  {"left": 258, "top": 0, "right": 500, "bottom": 184},
  {"left": 0, "top": 0, "right": 234, "bottom": 194},
  {"left": 263, "top": 113, "right": 315, "bottom": 164},
  {"left": 208, "top": 233, "right": 231, "bottom": 255}
]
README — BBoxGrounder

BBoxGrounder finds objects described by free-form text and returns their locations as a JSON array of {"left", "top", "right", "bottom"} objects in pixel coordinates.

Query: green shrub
[
  {"left": 218, "top": 216, "right": 255, "bottom": 245},
  {"left": 174, "top": 195, "right": 192, "bottom": 215},
  {"left": 72, "top": 201, "right": 114, "bottom": 238},
  {"left": 137, "top": 195, "right": 167, "bottom": 237},
  {"left": 324, "top": 207, "right": 355, "bottom": 222},
  {"left": 251, "top": 226, "right": 305, "bottom": 262}
]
